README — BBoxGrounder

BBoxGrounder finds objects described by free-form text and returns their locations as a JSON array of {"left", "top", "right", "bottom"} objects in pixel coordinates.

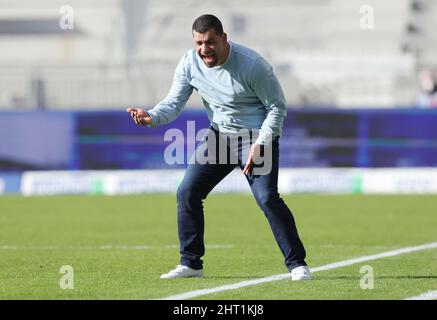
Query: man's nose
[{"left": 201, "top": 43, "right": 210, "bottom": 53}]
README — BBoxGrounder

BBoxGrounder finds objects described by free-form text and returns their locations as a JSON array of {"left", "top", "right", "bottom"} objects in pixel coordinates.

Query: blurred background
[{"left": 1, "top": 0, "right": 437, "bottom": 195}]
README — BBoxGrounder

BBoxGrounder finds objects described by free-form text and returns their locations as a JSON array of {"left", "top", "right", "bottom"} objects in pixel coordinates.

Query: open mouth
[{"left": 201, "top": 53, "right": 216, "bottom": 65}]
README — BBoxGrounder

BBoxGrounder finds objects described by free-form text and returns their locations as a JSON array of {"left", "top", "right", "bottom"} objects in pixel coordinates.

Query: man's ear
[{"left": 222, "top": 32, "right": 228, "bottom": 43}]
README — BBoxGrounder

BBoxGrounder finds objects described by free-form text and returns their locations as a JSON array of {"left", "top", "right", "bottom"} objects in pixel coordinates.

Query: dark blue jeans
[{"left": 176, "top": 128, "right": 307, "bottom": 271}]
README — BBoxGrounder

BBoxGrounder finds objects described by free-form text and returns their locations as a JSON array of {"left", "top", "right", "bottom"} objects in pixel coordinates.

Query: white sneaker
[
  {"left": 160, "top": 265, "right": 204, "bottom": 279},
  {"left": 291, "top": 266, "right": 312, "bottom": 281}
]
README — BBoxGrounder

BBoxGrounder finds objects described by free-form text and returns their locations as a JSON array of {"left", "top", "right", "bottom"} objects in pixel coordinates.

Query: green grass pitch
[{"left": 0, "top": 194, "right": 436, "bottom": 299}]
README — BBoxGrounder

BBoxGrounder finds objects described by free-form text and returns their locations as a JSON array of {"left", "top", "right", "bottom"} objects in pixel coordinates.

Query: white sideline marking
[
  {"left": 161, "top": 242, "right": 437, "bottom": 300},
  {"left": 405, "top": 290, "right": 437, "bottom": 300}
]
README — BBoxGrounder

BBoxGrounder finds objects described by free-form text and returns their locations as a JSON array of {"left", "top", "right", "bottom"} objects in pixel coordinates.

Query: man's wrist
[
  {"left": 144, "top": 109, "right": 158, "bottom": 127},
  {"left": 138, "top": 110, "right": 151, "bottom": 125}
]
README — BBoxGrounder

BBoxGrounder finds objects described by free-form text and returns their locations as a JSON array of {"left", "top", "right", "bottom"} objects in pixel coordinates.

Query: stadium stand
[{"left": 0, "top": 0, "right": 431, "bottom": 109}]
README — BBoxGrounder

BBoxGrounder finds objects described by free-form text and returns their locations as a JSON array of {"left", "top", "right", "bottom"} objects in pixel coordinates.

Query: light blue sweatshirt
[{"left": 146, "top": 41, "right": 287, "bottom": 145}]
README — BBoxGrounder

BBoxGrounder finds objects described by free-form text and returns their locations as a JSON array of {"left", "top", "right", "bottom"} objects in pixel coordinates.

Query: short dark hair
[{"left": 192, "top": 14, "right": 223, "bottom": 35}]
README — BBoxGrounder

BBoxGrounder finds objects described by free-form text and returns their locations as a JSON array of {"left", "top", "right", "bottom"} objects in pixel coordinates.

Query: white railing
[{"left": 0, "top": 58, "right": 418, "bottom": 109}]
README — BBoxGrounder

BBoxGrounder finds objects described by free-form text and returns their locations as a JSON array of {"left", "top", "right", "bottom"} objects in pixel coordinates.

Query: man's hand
[
  {"left": 126, "top": 107, "right": 153, "bottom": 125},
  {"left": 243, "top": 143, "right": 261, "bottom": 176}
]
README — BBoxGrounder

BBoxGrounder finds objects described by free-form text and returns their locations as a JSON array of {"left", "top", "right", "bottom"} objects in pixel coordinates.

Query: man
[
  {"left": 416, "top": 69, "right": 437, "bottom": 108},
  {"left": 127, "top": 14, "right": 311, "bottom": 281}
]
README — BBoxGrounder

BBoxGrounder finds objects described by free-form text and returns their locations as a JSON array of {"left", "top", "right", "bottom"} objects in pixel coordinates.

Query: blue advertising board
[{"left": 0, "top": 108, "right": 436, "bottom": 171}]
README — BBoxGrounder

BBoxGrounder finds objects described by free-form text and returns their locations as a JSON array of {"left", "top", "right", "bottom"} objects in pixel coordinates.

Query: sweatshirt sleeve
[
  {"left": 249, "top": 57, "right": 287, "bottom": 145},
  {"left": 146, "top": 52, "right": 194, "bottom": 127}
]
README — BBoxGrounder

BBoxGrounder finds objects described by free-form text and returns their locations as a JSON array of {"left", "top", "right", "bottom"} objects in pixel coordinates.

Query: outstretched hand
[{"left": 126, "top": 107, "right": 153, "bottom": 125}]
